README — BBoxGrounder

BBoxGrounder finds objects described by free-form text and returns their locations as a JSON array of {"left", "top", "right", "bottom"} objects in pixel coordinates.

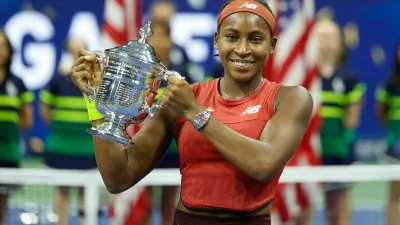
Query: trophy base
[{"left": 87, "top": 127, "right": 130, "bottom": 146}]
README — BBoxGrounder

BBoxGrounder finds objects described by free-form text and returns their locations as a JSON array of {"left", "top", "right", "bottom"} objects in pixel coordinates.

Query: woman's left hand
[{"left": 160, "top": 75, "right": 204, "bottom": 121}]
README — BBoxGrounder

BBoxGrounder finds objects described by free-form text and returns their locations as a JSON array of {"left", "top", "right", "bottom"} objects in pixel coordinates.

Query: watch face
[{"left": 195, "top": 113, "right": 207, "bottom": 124}]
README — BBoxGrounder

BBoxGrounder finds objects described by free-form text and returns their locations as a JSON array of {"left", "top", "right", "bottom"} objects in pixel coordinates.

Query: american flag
[
  {"left": 102, "top": 0, "right": 142, "bottom": 48},
  {"left": 101, "top": 1, "right": 150, "bottom": 225},
  {"left": 264, "top": 0, "right": 322, "bottom": 224}
]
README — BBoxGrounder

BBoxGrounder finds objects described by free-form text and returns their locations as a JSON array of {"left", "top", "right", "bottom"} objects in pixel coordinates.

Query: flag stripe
[
  {"left": 265, "top": 0, "right": 320, "bottom": 223},
  {"left": 277, "top": 21, "right": 313, "bottom": 83}
]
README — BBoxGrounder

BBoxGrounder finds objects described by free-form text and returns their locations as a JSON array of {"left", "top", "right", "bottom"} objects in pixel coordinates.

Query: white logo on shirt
[
  {"left": 240, "top": 105, "right": 261, "bottom": 115},
  {"left": 332, "top": 77, "right": 345, "bottom": 94},
  {"left": 5, "top": 81, "right": 17, "bottom": 97},
  {"left": 238, "top": 2, "right": 258, "bottom": 9},
  {"left": 205, "top": 107, "right": 214, "bottom": 112}
]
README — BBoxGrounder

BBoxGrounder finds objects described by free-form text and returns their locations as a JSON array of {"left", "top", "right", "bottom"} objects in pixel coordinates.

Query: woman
[
  {"left": 72, "top": 0, "right": 313, "bottom": 224},
  {"left": 39, "top": 37, "right": 97, "bottom": 225},
  {"left": 375, "top": 42, "right": 400, "bottom": 225},
  {"left": 0, "top": 28, "right": 34, "bottom": 225},
  {"left": 315, "top": 20, "right": 365, "bottom": 225}
]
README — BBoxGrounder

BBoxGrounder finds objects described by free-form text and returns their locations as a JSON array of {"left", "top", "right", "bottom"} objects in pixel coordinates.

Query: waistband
[{"left": 173, "top": 209, "right": 271, "bottom": 225}]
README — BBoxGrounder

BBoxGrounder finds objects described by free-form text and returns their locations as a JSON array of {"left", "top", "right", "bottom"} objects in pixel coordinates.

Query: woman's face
[
  {"left": 0, "top": 31, "right": 11, "bottom": 68},
  {"left": 315, "top": 21, "right": 341, "bottom": 62},
  {"left": 214, "top": 12, "right": 275, "bottom": 82}
]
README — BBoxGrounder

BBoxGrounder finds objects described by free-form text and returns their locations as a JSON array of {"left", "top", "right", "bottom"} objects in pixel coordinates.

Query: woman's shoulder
[
  {"left": 275, "top": 85, "right": 313, "bottom": 112},
  {"left": 5, "top": 73, "right": 27, "bottom": 89}
]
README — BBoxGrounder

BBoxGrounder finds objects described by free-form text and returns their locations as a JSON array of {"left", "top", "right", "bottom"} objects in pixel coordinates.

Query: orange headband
[{"left": 217, "top": 0, "right": 276, "bottom": 32}]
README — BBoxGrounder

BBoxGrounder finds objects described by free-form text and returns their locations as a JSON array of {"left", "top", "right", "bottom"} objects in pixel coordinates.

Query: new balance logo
[
  {"left": 238, "top": 2, "right": 258, "bottom": 9},
  {"left": 240, "top": 105, "right": 261, "bottom": 115},
  {"left": 205, "top": 107, "right": 215, "bottom": 112}
]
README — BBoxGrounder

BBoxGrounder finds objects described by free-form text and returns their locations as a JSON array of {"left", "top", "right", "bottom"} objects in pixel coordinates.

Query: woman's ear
[
  {"left": 214, "top": 32, "right": 219, "bottom": 50},
  {"left": 270, "top": 36, "right": 277, "bottom": 54}
]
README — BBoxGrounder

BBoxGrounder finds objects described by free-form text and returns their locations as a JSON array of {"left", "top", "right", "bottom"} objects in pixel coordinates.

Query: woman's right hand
[{"left": 71, "top": 49, "right": 103, "bottom": 95}]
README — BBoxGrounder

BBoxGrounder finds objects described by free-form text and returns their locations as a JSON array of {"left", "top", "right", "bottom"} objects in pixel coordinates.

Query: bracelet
[{"left": 84, "top": 95, "right": 104, "bottom": 121}]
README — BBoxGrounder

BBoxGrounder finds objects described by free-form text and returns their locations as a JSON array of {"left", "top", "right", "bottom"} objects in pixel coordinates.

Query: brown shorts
[{"left": 172, "top": 209, "right": 271, "bottom": 225}]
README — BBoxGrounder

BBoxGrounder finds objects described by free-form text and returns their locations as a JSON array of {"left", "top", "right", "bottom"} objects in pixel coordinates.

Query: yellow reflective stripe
[
  {"left": 0, "top": 111, "right": 19, "bottom": 123},
  {"left": 319, "top": 106, "right": 345, "bottom": 118},
  {"left": 321, "top": 91, "right": 346, "bottom": 105},
  {"left": 203, "top": 76, "right": 215, "bottom": 81},
  {"left": 389, "top": 96, "right": 400, "bottom": 108},
  {"left": 40, "top": 92, "right": 87, "bottom": 110},
  {"left": 52, "top": 110, "right": 90, "bottom": 123},
  {"left": 0, "top": 95, "right": 21, "bottom": 108},
  {"left": 155, "top": 87, "right": 167, "bottom": 101},
  {"left": 52, "top": 96, "right": 86, "bottom": 109},
  {"left": 347, "top": 83, "right": 366, "bottom": 104},
  {"left": 389, "top": 110, "right": 400, "bottom": 120},
  {"left": 20, "top": 91, "right": 34, "bottom": 104},
  {"left": 375, "top": 88, "right": 390, "bottom": 103},
  {"left": 39, "top": 90, "right": 54, "bottom": 105}
]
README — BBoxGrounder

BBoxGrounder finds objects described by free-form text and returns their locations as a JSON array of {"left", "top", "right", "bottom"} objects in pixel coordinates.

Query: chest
[
  {"left": 53, "top": 77, "right": 83, "bottom": 97},
  {"left": 176, "top": 98, "right": 268, "bottom": 163},
  {"left": 0, "top": 79, "right": 21, "bottom": 97},
  {"left": 322, "top": 76, "right": 349, "bottom": 94}
]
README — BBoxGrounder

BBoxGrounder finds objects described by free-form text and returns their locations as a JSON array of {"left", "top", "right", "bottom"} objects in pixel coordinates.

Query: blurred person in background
[
  {"left": 0, "top": 29, "right": 34, "bottom": 225},
  {"left": 375, "top": 42, "right": 400, "bottom": 225},
  {"left": 150, "top": 0, "right": 176, "bottom": 22},
  {"left": 144, "top": 19, "right": 194, "bottom": 225},
  {"left": 149, "top": 0, "right": 204, "bottom": 82},
  {"left": 0, "top": 28, "right": 34, "bottom": 225},
  {"left": 315, "top": 20, "right": 366, "bottom": 225},
  {"left": 39, "top": 37, "right": 97, "bottom": 225}
]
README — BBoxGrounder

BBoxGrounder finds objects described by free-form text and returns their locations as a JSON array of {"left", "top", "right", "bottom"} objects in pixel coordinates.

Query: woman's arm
[
  {"left": 375, "top": 86, "right": 390, "bottom": 127},
  {"left": 18, "top": 104, "right": 33, "bottom": 129},
  {"left": 39, "top": 102, "right": 52, "bottom": 124},
  {"left": 376, "top": 102, "right": 389, "bottom": 126},
  {"left": 72, "top": 49, "right": 177, "bottom": 194},
  {"left": 344, "top": 101, "right": 363, "bottom": 129},
  {"left": 91, "top": 106, "right": 176, "bottom": 194},
  {"left": 185, "top": 86, "right": 313, "bottom": 181}
]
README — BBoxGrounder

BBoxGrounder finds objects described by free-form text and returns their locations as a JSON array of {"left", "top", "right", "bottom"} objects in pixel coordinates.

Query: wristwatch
[{"left": 193, "top": 109, "right": 212, "bottom": 131}]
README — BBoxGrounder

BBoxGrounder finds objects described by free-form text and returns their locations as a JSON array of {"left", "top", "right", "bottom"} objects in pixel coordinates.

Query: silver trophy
[{"left": 86, "top": 21, "right": 182, "bottom": 145}]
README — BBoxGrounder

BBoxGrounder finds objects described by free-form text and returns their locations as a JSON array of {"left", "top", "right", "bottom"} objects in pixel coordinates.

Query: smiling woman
[{"left": 71, "top": 0, "right": 313, "bottom": 225}]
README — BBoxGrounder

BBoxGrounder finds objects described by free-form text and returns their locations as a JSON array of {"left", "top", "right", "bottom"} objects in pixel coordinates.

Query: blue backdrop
[{"left": 0, "top": 0, "right": 399, "bottom": 160}]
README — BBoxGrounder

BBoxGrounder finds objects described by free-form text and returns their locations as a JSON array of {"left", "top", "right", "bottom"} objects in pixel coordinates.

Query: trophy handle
[
  {"left": 86, "top": 50, "right": 107, "bottom": 102},
  {"left": 157, "top": 70, "right": 184, "bottom": 81},
  {"left": 121, "top": 118, "right": 140, "bottom": 146},
  {"left": 140, "top": 70, "right": 185, "bottom": 119}
]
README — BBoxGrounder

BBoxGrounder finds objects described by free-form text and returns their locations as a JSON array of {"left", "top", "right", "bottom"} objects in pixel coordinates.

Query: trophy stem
[{"left": 87, "top": 113, "right": 129, "bottom": 145}]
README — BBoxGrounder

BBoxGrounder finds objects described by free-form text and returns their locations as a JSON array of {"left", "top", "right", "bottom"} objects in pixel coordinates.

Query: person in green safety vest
[
  {"left": 0, "top": 28, "right": 34, "bottom": 225},
  {"left": 375, "top": 42, "right": 400, "bottom": 225},
  {"left": 39, "top": 37, "right": 97, "bottom": 225},
  {"left": 315, "top": 20, "right": 366, "bottom": 225}
]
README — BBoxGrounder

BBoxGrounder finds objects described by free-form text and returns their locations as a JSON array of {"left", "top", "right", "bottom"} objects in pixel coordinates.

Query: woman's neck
[
  {"left": 318, "top": 60, "right": 336, "bottom": 79},
  {"left": 156, "top": 52, "right": 170, "bottom": 68},
  {"left": 220, "top": 74, "right": 263, "bottom": 100}
]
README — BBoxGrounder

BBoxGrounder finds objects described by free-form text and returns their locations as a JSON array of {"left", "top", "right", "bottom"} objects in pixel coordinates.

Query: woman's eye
[
  {"left": 226, "top": 35, "right": 237, "bottom": 40},
  {"left": 251, "top": 37, "right": 262, "bottom": 43}
]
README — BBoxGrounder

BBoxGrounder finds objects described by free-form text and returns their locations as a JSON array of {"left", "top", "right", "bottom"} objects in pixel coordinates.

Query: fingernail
[{"left": 84, "top": 56, "right": 91, "bottom": 60}]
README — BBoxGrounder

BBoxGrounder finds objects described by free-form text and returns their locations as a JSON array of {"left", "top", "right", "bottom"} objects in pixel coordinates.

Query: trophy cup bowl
[{"left": 86, "top": 21, "right": 183, "bottom": 145}]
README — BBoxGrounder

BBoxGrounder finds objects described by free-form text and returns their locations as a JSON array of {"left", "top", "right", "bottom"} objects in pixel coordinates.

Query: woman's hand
[
  {"left": 160, "top": 75, "right": 204, "bottom": 121},
  {"left": 71, "top": 49, "right": 103, "bottom": 95}
]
